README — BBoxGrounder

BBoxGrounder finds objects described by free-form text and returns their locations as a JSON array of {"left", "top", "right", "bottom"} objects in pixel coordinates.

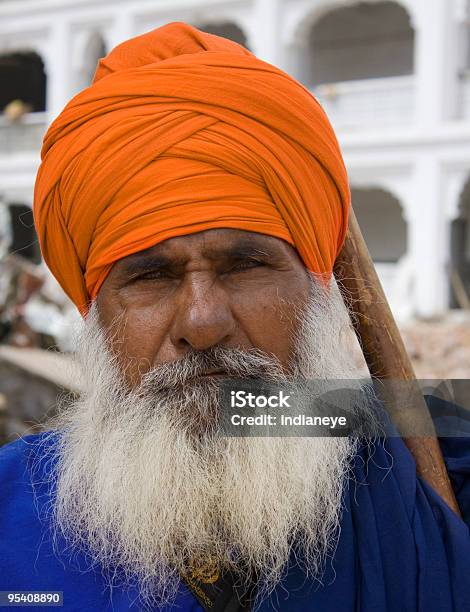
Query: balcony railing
[
  {"left": 0, "top": 112, "right": 47, "bottom": 155},
  {"left": 312, "top": 75, "right": 414, "bottom": 131}
]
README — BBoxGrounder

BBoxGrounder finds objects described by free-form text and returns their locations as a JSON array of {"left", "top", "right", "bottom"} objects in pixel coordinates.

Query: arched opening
[
  {"left": 7, "top": 203, "right": 41, "bottom": 264},
  {"left": 197, "top": 22, "right": 249, "bottom": 49},
  {"left": 450, "top": 179, "right": 470, "bottom": 308},
  {"left": 352, "top": 187, "right": 409, "bottom": 316},
  {"left": 352, "top": 187, "right": 407, "bottom": 261},
  {"left": 307, "top": 1, "right": 414, "bottom": 86},
  {"left": 0, "top": 51, "right": 46, "bottom": 113},
  {"left": 78, "top": 33, "right": 107, "bottom": 91}
]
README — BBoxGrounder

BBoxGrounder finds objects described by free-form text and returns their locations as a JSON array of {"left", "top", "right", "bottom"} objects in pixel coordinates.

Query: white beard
[{"left": 37, "top": 275, "right": 370, "bottom": 608}]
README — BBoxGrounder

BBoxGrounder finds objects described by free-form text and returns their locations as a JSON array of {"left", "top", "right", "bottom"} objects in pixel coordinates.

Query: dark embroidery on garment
[{"left": 181, "top": 559, "right": 256, "bottom": 612}]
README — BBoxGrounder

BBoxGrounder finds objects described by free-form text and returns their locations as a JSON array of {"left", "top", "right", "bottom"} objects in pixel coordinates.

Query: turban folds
[{"left": 33, "top": 22, "right": 350, "bottom": 315}]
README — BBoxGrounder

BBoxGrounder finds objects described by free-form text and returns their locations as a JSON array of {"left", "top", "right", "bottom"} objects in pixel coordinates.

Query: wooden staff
[{"left": 333, "top": 207, "right": 461, "bottom": 517}]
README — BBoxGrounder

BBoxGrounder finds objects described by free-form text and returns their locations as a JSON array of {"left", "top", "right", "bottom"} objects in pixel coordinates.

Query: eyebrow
[
  {"left": 209, "top": 242, "right": 272, "bottom": 260},
  {"left": 120, "top": 255, "right": 176, "bottom": 277},
  {"left": 119, "top": 238, "right": 279, "bottom": 277}
]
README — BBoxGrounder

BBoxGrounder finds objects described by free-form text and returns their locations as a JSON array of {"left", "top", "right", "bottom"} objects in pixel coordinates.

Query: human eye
[
  {"left": 228, "top": 258, "right": 266, "bottom": 273},
  {"left": 132, "top": 268, "right": 175, "bottom": 282}
]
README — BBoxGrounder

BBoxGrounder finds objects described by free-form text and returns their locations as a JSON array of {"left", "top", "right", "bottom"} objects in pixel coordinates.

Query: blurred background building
[{"left": 1, "top": 0, "right": 470, "bottom": 441}]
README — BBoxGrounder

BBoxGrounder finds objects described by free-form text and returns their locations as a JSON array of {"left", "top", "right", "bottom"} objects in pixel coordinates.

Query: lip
[
  {"left": 190, "top": 370, "right": 229, "bottom": 380},
  {"left": 199, "top": 370, "right": 227, "bottom": 378}
]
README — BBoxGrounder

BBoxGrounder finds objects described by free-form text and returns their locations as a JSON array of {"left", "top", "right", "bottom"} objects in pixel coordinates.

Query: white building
[{"left": 1, "top": 0, "right": 470, "bottom": 321}]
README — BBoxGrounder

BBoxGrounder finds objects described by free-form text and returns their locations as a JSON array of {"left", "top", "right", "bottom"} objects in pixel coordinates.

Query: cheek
[
  {"left": 102, "top": 300, "right": 175, "bottom": 385},
  {"left": 231, "top": 282, "right": 307, "bottom": 365}
]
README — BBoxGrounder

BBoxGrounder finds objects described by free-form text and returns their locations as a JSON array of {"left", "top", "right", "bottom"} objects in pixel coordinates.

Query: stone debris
[
  {"left": 400, "top": 313, "right": 470, "bottom": 379},
  {"left": 0, "top": 252, "right": 80, "bottom": 352}
]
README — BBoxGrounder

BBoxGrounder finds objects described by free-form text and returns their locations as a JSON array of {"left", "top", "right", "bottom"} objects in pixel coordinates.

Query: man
[{"left": 1, "top": 22, "right": 469, "bottom": 612}]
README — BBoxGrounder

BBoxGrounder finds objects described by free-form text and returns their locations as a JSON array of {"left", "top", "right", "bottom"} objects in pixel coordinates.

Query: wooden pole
[{"left": 333, "top": 207, "right": 461, "bottom": 516}]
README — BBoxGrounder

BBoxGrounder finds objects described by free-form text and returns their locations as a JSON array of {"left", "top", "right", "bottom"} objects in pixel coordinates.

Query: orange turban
[{"left": 34, "top": 22, "right": 350, "bottom": 315}]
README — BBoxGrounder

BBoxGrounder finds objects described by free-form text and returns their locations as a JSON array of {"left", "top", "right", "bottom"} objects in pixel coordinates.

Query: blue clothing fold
[{"left": 1, "top": 398, "right": 469, "bottom": 611}]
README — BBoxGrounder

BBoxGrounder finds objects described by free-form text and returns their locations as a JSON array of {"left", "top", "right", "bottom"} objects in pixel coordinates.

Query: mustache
[{"left": 139, "top": 346, "right": 287, "bottom": 391}]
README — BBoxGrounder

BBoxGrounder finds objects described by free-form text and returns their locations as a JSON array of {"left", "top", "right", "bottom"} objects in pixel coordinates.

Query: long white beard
[{"left": 38, "top": 276, "right": 369, "bottom": 608}]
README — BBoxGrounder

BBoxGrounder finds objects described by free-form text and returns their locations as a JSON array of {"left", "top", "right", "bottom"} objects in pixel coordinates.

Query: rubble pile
[{"left": 401, "top": 314, "right": 470, "bottom": 379}]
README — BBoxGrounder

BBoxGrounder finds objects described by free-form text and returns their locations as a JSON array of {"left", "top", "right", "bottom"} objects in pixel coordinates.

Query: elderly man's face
[
  {"left": 97, "top": 229, "right": 311, "bottom": 386},
  {"left": 51, "top": 230, "right": 363, "bottom": 606}
]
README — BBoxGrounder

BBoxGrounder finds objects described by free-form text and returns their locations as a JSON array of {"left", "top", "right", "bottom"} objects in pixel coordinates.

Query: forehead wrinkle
[
  {"left": 197, "top": 232, "right": 288, "bottom": 260},
  {"left": 201, "top": 242, "right": 274, "bottom": 261},
  {"left": 120, "top": 233, "right": 286, "bottom": 270}
]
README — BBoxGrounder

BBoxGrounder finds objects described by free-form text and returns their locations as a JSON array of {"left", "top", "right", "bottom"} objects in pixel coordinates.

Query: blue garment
[{"left": 1, "top": 397, "right": 470, "bottom": 611}]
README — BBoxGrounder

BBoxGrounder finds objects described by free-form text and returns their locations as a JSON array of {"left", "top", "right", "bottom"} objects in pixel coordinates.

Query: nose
[{"left": 169, "top": 272, "right": 237, "bottom": 352}]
